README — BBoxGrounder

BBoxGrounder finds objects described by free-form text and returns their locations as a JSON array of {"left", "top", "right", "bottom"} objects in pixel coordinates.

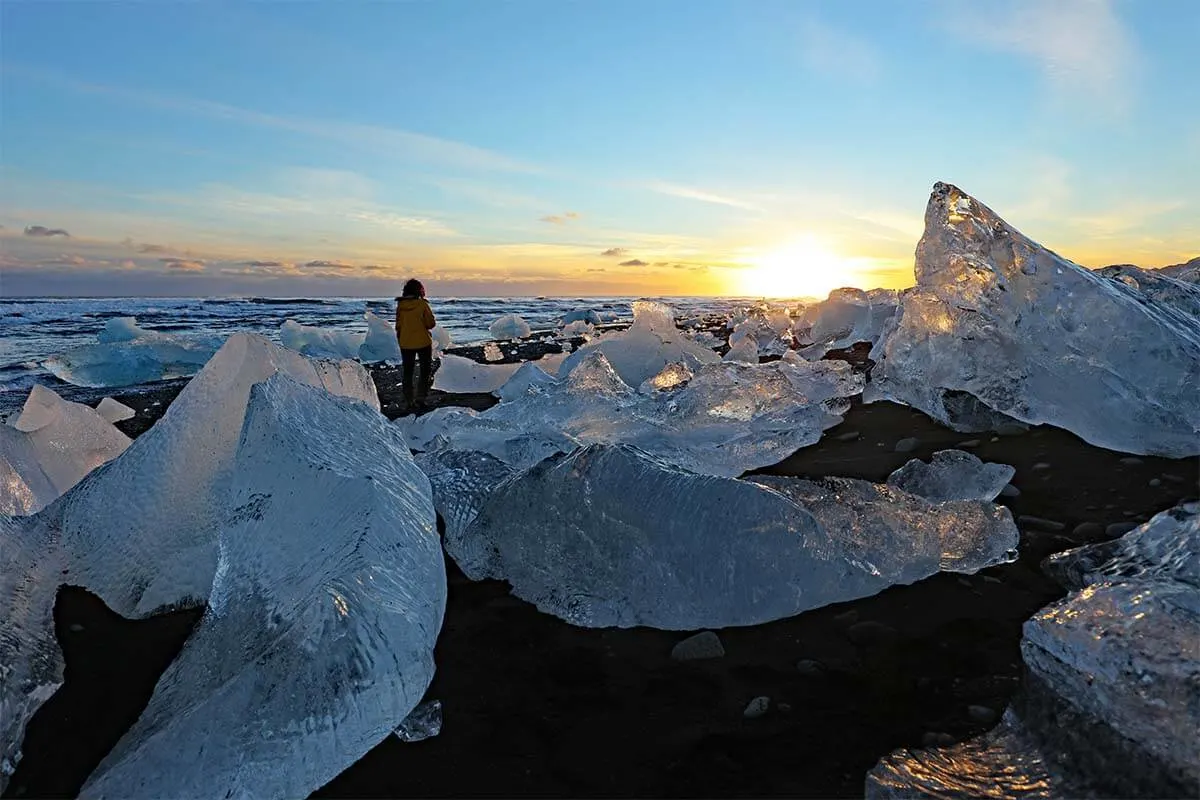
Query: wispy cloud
[
  {"left": 643, "top": 181, "right": 762, "bottom": 211},
  {"left": 539, "top": 211, "right": 581, "bottom": 225},
  {"left": 619, "top": 259, "right": 648, "bottom": 267},
  {"left": 942, "top": 0, "right": 1139, "bottom": 115},
  {"left": 600, "top": 247, "right": 627, "bottom": 257},
  {"left": 798, "top": 16, "right": 882, "bottom": 83},
  {"left": 160, "top": 258, "right": 205, "bottom": 271}
]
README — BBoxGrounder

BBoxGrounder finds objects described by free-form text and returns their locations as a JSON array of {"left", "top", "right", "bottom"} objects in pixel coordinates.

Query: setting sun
[{"left": 738, "top": 235, "right": 861, "bottom": 299}]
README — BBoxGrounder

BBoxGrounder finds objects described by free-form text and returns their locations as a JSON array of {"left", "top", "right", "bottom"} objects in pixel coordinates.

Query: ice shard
[
  {"left": 494, "top": 361, "right": 558, "bottom": 401},
  {"left": 279, "top": 318, "right": 365, "bottom": 359},
  {"left": 794, "top": 288, "right": 898, "bottom": 360},
  {"left": 489, "top": 313, "right": 532, "bottom": 340},
  {"left": 358, "top": 310, "right": 403, "bottom": 362},
  {"left": 886, "top": 449, "right": 1015, "bottom": 503},
  {"left": 867, "top": 182, "right": 1200, "bottom": 457},
  {"left": 43, "top": 318, "right": 223, "bottom": 388},
  {"left": 447, "top": 444, "right": 1018, "bottom": 629},
  {"left": 724, "top": 333, "right": 759, "bottom": 363},
  {"left": 80, "top": 375, "right": 446, "bottom": 800},
  {"left": 558, "top": 301, "right": 721, "bottom": 387},
  {"left": 398, "top": 350, "right": 863, "bottom": 477},
  {"left": 0, "top": 386, "right": 131, "bottom": 515},
  {"left": 45, "top": 333, "right": 379, "bottom": 617},
  {"left": 95, "top": 397, "right": 136, "bottom": 424}
]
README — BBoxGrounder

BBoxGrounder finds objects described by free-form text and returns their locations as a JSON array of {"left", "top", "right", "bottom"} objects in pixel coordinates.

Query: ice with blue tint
[
  {"left": 886, "top": 449, "right": 1015, "bottom": 503},
  {"left": 280, "top": 318, "right": 365, "bottom": 359},
  {"left": 489, "top": 313, "right": 532, "bottom": 340},
  {"left": 44, "top": 317, "right": 223, "bottom": 388},
  {"left": 359, "top": 311, "right": 453, "bottom": 363}
]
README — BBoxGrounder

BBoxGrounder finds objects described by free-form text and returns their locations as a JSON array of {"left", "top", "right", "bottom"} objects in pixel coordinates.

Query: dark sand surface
[{"left": 4, "top": 350, "right": 1198, "bottom": 799}]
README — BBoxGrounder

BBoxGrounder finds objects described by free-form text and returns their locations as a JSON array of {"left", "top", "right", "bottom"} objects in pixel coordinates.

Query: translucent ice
[
  {"left": 794, "top": 288, "right": 898, "bottom": 360},
  {"left": 80, "top": 375, "right": 445, "bottom": 800},
  {"left": 432, "top": 352, "right": 568, "bottom": 394},
  {"left": 0, "top": 386, "right": 131, "bottom": 515},
  {"left": 561, "top": 309, "right": 604, "bottom": 325},
  {"left": 560, "top": 319, "right": 595, "bottom": 338},
  {"left": 724, "top": 334, "right": 759, "bottom": 363},
  {"left": 415, "top": 448, "right": 517, "bottom": 559},
  {"left": 95, "top": 397, "right": 136, "bottom": 424},
  {"left": 44, "top": 333, "right": 379, "bottom": 617},
  {"left": 399, "top": 350, "right": 863, "bottom": 477},
  {"left": 867, "top": 183, "right": 1200, "bottom": 457},
  {"left": 279, "top": 318, "right": 365, "bottom": 359},
  {"left": 886, "top": 449, "right": 1015, "bottom": 502},
  {"left": 44, "top": 317, "right": 223, "bottom": 388},
  {"left": 494, "top": 361, "right": 558, "bottom": 401},
  {"left": 358, "top": 312, "right": 451, "bottom": 363},
  {"left": 1095, "top": 264, "right": 1200, "bottom": 320},
  {"left": 557, "top": 301, "right": 721, "bottom": 387},
  {"left": 394, "top": 700, "right": 443, "bottom": 743},
  {"left": 445, "top": 444, "right": 1017, "bottom": 629},
  {"left": 489, "top": 313, "right": 532, "bottom": 340}
]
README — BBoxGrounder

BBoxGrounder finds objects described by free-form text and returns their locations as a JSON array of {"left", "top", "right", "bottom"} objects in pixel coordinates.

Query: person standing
[{"left": 394, "top": 278, "right": 436, "bottom": 410}]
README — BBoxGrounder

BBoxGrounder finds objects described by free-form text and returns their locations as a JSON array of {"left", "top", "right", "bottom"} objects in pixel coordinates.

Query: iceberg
[
  {"left": 885, "top": 449, "right": 1015, "bottom": 502},
  {"left": 557, "top": 301, "right": 721, "bottom": 388},
  {"left": 79, "top": 375, "right": 446, "bottom": 800},
  {"left": 44, "top": 317, "right": 222, "bottom": 388},
  {"left": 867, "top": 183, "right": 1200, "bottom": 457},
  {"left": 867, "top": 504, "right": 1200, "bottom": 799},
  {"left": 95, "top": 397, "right": 136, "bottom": 424},
  {"left": 444, "top": 444, "right": 1017, "bottom": 629},
  {"left": 489, "top": 313, "right": 532, "bottom": 340},
  {"left": 279, "top": 318, "right": 365, "bottom": 359},
  {"left": 0, "top": 385, "right": 131, "bottom": 515},
  {"left": 399, "top": 350, "right": 863, "bottom": 477},
  {"left": 44, "top": 333, "right": 379, "bottom": 617}
]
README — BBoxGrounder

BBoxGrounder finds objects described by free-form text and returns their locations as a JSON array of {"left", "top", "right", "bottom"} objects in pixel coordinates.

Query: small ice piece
[
  {"left": 1, "top": 386, "right": 131, "bottom": 515},
  {"left": 80, "top": 375, "right": 446, "bottom": 800},
  {"left": 95, "top": 397, "right": 136, "bottom": 424},
  {"left": 482, "top": 342, "right": 503, "bottom": 362},
  {"left": 449, "top": 444, "right": 1018, "bottom": 629},
  {"left": 358, "top": 311, "right": 402, "bottom": 363},
  {"left": 867, "top": 182, "right": 1200, "bottom": 457},
  {"left": 792, "top": 288, "right": 898, "bottom": 360},
  {"left": 44, "top": 317, "right": 223, "bottom": 388},
  {"left": 724, "top": 334, "right": 758, "bottom": 364},
  {"left": 494, "top": 362, "right": 557, "bottom": 401},
  {"left": 435, "top": 353, "right": 569, "bottom": 395},
  {"left": 637, "top": 362, "right": 693, "bottom": 394},
  {"left": 560, "top": 319, "right": 594, "bottom": 338},
  {"left": 279, "top": 319, "right": 365, "bottom": 359},
  {"left": 393, "top": 700, "right": 443, "bottom": 743},
  {"left": 488, "top": 313, "right": 532, "bottom": 340},
  {"left": 557, "top": 301, "right": 721, "bottom": 387},
  {"left": 886, "top": 449, "right": 1016, "bottom": 502},
  {"left": 43, "top": 333, "right": 379, "bottom": 618},
  {"left": 561, "top": 309, "right": 603, "bottom": 326}
]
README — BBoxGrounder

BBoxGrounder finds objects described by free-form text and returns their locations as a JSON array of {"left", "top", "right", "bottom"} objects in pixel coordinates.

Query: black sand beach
[{"left": 4, "top": 347, "right": 1197, "bottom": 799}]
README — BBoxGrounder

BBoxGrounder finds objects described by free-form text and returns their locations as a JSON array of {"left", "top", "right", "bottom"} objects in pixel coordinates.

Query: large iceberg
[
  {"left": 79, "top": 375, "right": 445, "bottom": 799},
  {"left": 44, "top": 333, "right": 379, "bottom": 617},
  {"left": 557, "top": 301, "right": 721, "bottom": 387},
  {"left": 432, "top": 443, "right": 1017, "bottom": 629},
  {"left": 867, "top": 183, "right": 1200, "bottom": 457},
  {"left": 401, "top": 349, "right": 863, "bottom": 477},
  {"left": 43, "top": 317, "right": 223, "bottom": 388},
  {"left": 279, "top": 318, "right": 366, "bottom": 359},
  {"left": 0, "top": 385, "right": 131, "bottom": 515},
  {"left": 867, "top": 503, "right": 1200, "bottom": 799}
]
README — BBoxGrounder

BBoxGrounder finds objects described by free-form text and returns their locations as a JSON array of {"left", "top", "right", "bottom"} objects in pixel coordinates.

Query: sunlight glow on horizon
[{"left": 737, "top": 235, "right": 867, "bottom": 299}]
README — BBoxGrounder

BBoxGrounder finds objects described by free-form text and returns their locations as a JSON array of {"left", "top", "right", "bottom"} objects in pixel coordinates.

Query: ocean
[{"left": 0, "top": 295, "right": 757, "bottom": 403}]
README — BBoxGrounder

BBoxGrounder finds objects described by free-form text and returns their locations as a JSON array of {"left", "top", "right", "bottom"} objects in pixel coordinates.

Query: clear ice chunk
[
  {"left": 358, "top": 312, "right": 451, "bottom": 363},
  {"left": 1095, "top": 264, "right": 1200, "bottom": 320},
  {"left": 867, "top": 182, "right": 1200, "bottom": 457},
  {"left": 557, "top": 301, "right": 721, "bottom": 388},
  {"left": 393, "top": 700, "right": 443, "bottom": 743},
  {"left": 446, "top": 444, "right": 1018, "bottom": 629},
  {"left": 415, "top": 448, "right": 517, "bottom": 552},
  {"left": 494, "top": 361, "right": 558, "bottom": 401},
  {"left": 0, "top": 386, "right": 131, "bottom": 515},
  {"left": 43, "top": 318, "right": 223, "bottom": 388},
  {"left": 95, "top": 397, "right": 136, "bottom": 424},
  {"left": 724, "top": 334, "right": 759, "bottom": 363},
  {"left": 44, "top": 333, "right": 379, "bottom": 617},
  {"left": 79, "top": 375, "right": 445, "bottom": 800},
  {"left": 793, "top": 288, "right": 898, "bottom": 360},
  {"left": 279, "top": 318, "right": 365, "bottom": 359},
  {"left": 886, "top": 449, "right": 1015, "bottom": 502},
  {"left": 561, "top": 309, "right": 604, "bottom": 325},
  {"left": 489, "top": 313, "right": 532, "bottom": 340},
  {"left": 432, "top": 353, "right": 566, "bottom": 394}
]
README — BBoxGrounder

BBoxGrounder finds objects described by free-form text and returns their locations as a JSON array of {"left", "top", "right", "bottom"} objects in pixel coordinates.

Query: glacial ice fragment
[
  {"left": 80, "top": 375, "right": 445, "bottom": 800},
  {"left": 561, "top": 309, "right": 604, "bottom": 325},
  {"left": 0, "top": 386, "right": 131, "bottom": 515},
  {"left": 279, "top": 318, "right": 365, "bottom": 359},
  {"left": 447, "top": 444, "right": 1018, "bottom": 629},
  {"left": 393, "top": 700, "right": 443, "bottom": 743},
  {"left": 1095, "top": 264, "right": 1200, "bottom": 320},
  {"left": 494, "top": 361, "right": 558, "bottom": 401},
  {"left": 489, "top": 313, "right": 532, "bottom": 340},
  {"left": 867, "top": 182, "right": 1200, "bottom": 457},
  {"left": 95, "top": 397, "right": 136, "bottom": 424},
  {"left": 44, "top": 317, "right": 223, "bottom": 388},
  {"left": 724, "top": 334, "right": 759, "bottom": 363},
  {"left": 886, "top": 449, "right": 1015, "bottom": 502},
  {"left": 557, "top": 301, "right": 721, "bottom": 387},
  {"left": 432, "top": 353, "right": 567, "bottom": 394},
  {"left": 44, "top": 333, "right": 379, "bottom": 617},
  {"left": 358, "top": 312, "right": 451, "bottom": 363}
]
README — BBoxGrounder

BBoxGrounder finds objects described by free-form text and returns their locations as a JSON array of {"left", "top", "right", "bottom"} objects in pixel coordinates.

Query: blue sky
[{"left": 1, "top": 0, "right": 1196, "bottom": 297}]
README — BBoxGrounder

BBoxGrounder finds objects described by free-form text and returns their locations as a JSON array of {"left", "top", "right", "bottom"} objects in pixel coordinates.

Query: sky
[{"left": 1, "top": 0, "right": 1197, "bottom": 298}]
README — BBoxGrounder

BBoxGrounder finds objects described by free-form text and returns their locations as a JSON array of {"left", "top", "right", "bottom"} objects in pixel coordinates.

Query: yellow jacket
[{"left": 395, "top": 297, "right": 436, "bottom": 349}]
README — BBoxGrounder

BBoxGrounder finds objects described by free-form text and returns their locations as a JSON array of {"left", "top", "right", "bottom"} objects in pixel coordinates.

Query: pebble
[
  {"left": 68, "top": 623, "right": 84, "bottom": 633},
  {"left": 982, "top": 575, "right": 1002, "bottom": 584},
  {"left": 1106, "top": 522, "right": 1139, "bottom": 537},
  {"left": 967, "top": 705, "right": 998, "bottom": 724},
  {"left": 958, "top": 439, "right": 981, "bottom": 448},
  {"left": 990, "top": 436, "right": 1000, "bottom": 442},
  {"left": 1119, "top": 457, "right": 1144, "bottom": 466},
  {"left": 796, "top": 659, "right": 825, "bottom": 677},
  {"left": 847, "top": 621, "right": 899, "bottom": 646},
  {"left": 1071, "top": 522, "right": 1104, "bottom": 538},
  {"left": 1018, "top": 515, "right": 1066, "bottom": 532},
  {"left": 999, "top": 484, "right": 1021, "bottom": 498},
  {"left": 743, "top": 696, "right": 771, "bottom": 719},
  {"left": 894, "top": 437, "right": 920, "bottom": 453},
  {"left": 1031, "top": 462, "right": 1052, "bottom": 472},
  {"left": 671, "top": 631, "right": 726, "bottom": 661},
  {"left": 1148, "top": 478, "right": 1162, "bottom": 488},
  {"left": 835, "top": 430, "right": 861, "bottom": 442}
]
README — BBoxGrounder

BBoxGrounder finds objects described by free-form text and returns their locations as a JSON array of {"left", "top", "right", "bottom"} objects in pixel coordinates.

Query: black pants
[{"left": 401, "top": 345, "right": 432, "bottom": 403}]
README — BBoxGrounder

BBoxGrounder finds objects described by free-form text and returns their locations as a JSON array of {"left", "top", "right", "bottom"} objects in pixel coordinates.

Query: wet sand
[{"left": 4, "top": 350, "right": 1197, "bottom": 799}]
